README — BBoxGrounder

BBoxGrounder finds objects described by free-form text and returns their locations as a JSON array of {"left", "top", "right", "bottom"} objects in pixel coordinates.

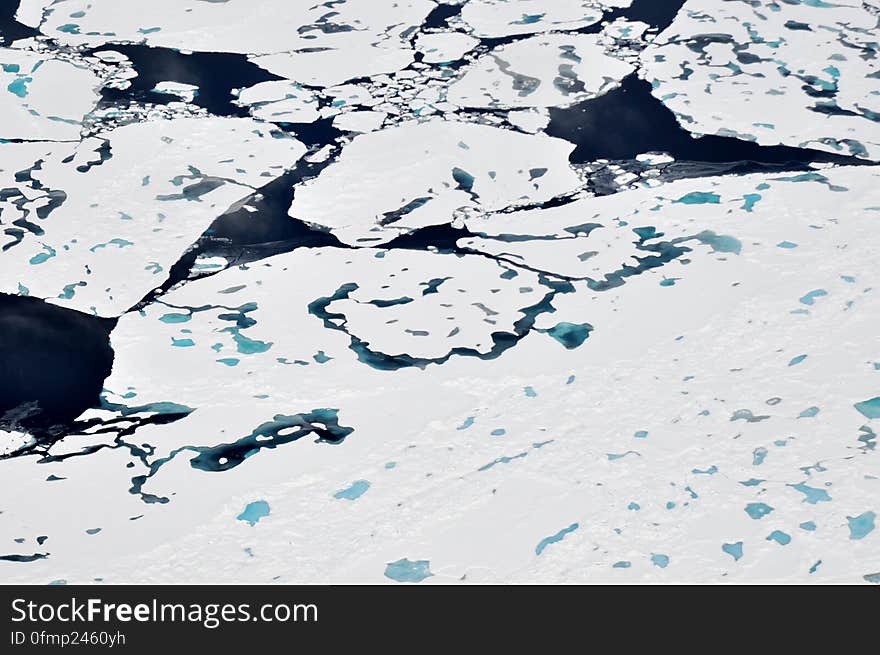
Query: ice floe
[
  {"left": 288, "top": 119, "right": 581, "bottom": 245},
  {"left": 448, "top": 33, "right": 635, "bottom": 109},
  {"left": 0, "top": 46, "right": 103, "bottom": 140},
  {"left": 415, "top": 32, "right": 479, "bottom": 65},
  {"left": 234, "top": 81, "right": 321, "bottom": 125},
  {"left": 0, "top": 117, "right": 305, "bottom": 316},
  {"left": 16, "top": 0, "right": 434, "bottom": 56},
  {"left": 641, "top": 0, "right": 880, "bottom": 160},
  {"left": 459, "top": 0, "right": 605, "bottom": 38}
]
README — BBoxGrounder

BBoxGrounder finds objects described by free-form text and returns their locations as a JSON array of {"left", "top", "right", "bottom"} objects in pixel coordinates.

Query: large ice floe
[
  {"left": 459, "top": 0, "right": 606, "bottom": 37},
  {"left": 288, "top": 119, "right": 581, "bottom": 245},
  {"left": 641, "top": 0, "right": 880, "bottom": 159},
  {"left": 1, "top": 117, "right": 304, "bottom": 316},
  {"left": 447, "top": 33, "right": 635, "bottom": 108},
  {"left": 15, "top": 0, "right": 435, "bottom": 56},
  {"left": 0, "top": 46, "right": 104, "bottom": 140},
  {"left": 1, "top": 0, "right": 879, "bottom": 584}
]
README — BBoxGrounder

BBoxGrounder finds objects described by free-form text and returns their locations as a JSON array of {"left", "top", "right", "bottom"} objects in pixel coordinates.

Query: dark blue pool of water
[
  {"left": 0, "top": 294, "right": 115, "bottom": 438},
  {"left": 612, "top": 0, "right": 688, "bottom": 32},
  {"left": 86, "top": 44, "right": 283, "bottom": 117}
]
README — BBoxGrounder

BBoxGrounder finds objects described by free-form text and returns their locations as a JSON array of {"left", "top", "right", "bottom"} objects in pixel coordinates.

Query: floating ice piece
[
  {"left": 601, "top": 16, "right": 649, "bottom": 43},
  {"left": 641, "top": 0, "right": 880, "bottom": 160},
  {"left": 0, "top": 117, "right": 305, "bottom": 316},
  {"left": 0, "top": 48, "right": 102, "bottom": 140},
  {"left": 506, "top": 108, "right": 550, "bottom": 133},
  {"left": 289, "top": 119, "right": 580, "bottom": 246},
  {"left": 19, "top": 0, "right": 434, "bottom": 58},
  {"left": 415, "top": 32, "right": 479, "bottom": 64},
  {"left": 460, "top": 0, "right": 605, "bottom": 38},
  {"left": 636, "top": 152, "right": 674, "bottom": 165},
  {"left": 251, "top": 45, "right": 416, "bottom": 88},
  {"left": 90, "top": 50, "right": 129, "bottom": 65},
  {"left": 234, "top": 81, "right": 321, "bottom": 124},
  {"left": 152, "top": 81, "right": 198, "bottom": 102},
  {"left": 448, "top": 33, "right": 634, "bottom": 109},
  {"left": 0, "top": 429, "right": 34, "bottom": 457},
  {"left": 333, "top": 111, "right": 387, "bottom": 134}
]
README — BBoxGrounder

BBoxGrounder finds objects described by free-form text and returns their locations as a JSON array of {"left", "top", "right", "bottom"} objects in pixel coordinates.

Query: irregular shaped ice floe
[
  {"left": 415, "top": 32, "right": 479, "bottom": 65},
  {"left": 0, "top": 47, "right": 103, "bottom": 140},
  {"left": 0, "top": 117, "right": 305, "bottom": 316},
  {"left": 0, "top": 429, "right": 34, "bottom": 457},
  {"left": 506, "top": 108, "right": 550, "bottom": 133},
  {"left": 460, "top": 165, "right": 878, "bottom": 281},
  {"left": 152, "top": 81, "right": 198, "bottom": 103},
  {"left": 234, "top": 80, "right": 321, "bottom": 125},
  {"left": 448, "top": 33, "right": 635, "bottom": 108},
  {"left": 641, "top": 0, "right": 880, "bottom": 160},
  {"left": 104, "top": 246, "right": 552, "bottom": 397},
  {"left": 250, "top": 45, "right": 416, "bottom": 89},
  {"left": 289, "top": 119, "right": 581, "bottom": 245},
  {"left": 459, "top": 0, "right": 606, "bottom": 38},
  {"left": 333, "top": 111, "right": 387, "bottom": 134},
  {"left": 17, "top": 0, "right": 434, "bottom": 57}
]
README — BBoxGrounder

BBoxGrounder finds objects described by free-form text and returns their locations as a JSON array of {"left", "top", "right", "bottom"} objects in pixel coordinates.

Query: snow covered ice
[{"left": 1, "top": 0, "right": 878, "bottom": 585}]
